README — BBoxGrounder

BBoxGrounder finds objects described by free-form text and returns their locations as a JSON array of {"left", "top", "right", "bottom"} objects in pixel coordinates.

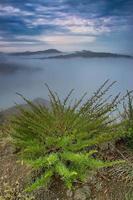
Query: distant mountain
[
  {"left": 0, "top": 98, "right": 50, "bottom": 123},
  {"left": 9, "top": 49, "right": 62, "bottom": 56},
  {"left": 1, "top": 49, "right": 132, "bottom": 59},
  {"left": 40, "top": 50, "right": 133, "bottom": 59}
]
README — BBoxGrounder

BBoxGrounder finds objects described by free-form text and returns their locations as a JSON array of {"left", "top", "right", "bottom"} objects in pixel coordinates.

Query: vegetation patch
[{"left": 10, "top": 81, "right": 126, "bottom": 192}]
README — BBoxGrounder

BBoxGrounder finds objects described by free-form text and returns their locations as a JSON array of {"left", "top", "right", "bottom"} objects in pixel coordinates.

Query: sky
[{"left": 0, "top": 0, "right": 133, "bottom": 53}]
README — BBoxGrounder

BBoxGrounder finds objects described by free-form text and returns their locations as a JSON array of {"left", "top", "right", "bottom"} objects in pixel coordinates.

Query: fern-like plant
[
  {"left": 121, "top": 91, "right": 133, "bottom": 148},
  {"left": 10, "top": 81, "right": 124, "bottom": 192}
]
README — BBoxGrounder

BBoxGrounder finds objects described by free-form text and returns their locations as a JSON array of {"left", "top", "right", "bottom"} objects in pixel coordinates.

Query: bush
[
  {"left": 121, "top": 91, "right": 133, "bottom": 148},
  {"left": 10, "top": 81, "right": 124, "bottom": 192}
]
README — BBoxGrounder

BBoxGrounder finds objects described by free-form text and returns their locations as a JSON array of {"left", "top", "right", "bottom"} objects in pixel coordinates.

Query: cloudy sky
[{"left": 0, "top": 0, "right": 133, "bottom": 53}]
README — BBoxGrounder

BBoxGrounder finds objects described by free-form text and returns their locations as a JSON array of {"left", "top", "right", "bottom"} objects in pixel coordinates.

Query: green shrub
[
  {"left": 10, "top": 81, "right": 124, "bottom": 192},
  {"left": 121, "top": 91, "right": 133, "bottom": 148}
]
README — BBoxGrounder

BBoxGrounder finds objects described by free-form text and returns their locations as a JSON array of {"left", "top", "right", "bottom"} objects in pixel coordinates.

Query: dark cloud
[{"left": 0, "top": 0, "right": 132, "bottom": 52}]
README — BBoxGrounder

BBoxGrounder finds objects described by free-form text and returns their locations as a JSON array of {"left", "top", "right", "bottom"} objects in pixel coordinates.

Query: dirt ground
[{"left": 0, "top": 139, "right": 133, "bottom": 200}]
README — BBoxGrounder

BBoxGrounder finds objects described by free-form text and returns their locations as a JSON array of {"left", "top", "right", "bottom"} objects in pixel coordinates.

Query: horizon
[
  {"left": 1, "top": 48, "right": 133, "bottom": 56},
  {"left": 0, "top": 0, "right": 133, "bottom": 54}
]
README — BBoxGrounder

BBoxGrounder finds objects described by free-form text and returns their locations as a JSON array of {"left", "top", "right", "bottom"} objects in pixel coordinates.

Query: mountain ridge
[
  {"left": 9, "top": 49, "right": 62, "bottom": 56},
  {"left": 40, "top": 50, "right": 133, "bottom": 59},
  {"left": 1, "top": 49, "right": 132, "bottom": 59}
]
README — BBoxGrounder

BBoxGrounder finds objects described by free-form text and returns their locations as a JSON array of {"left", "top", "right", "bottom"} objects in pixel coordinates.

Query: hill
[
  {"left": 40, "top": 50, "right": 133, "bottom": 59},
  {"left": 0, "top": 98, "right": 50, "bottom": 123},
  {"left": 9, "top": 49, "right": 62, "bottom": 56}
]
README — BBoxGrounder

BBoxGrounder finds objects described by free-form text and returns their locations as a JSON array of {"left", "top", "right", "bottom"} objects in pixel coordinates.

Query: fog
[{"left": 0, "top": 55, "right": 133, "bottom": 109}]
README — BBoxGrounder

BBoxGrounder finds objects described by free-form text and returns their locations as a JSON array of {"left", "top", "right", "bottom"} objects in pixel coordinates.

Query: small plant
[
  {"left": 121, "top": 91, "right": 133, "bottom": 148},
  {"left": 10, "top": 81, "right": 125, "bottom": 192}
]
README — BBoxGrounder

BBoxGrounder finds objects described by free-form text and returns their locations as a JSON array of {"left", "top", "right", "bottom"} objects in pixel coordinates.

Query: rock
[
  {"left": 100, "top": 142, "right": 115, "bottom": 151},
  {"left": 66, "top": 189, "right": 73, "bottom": 198},
  {"left": 85, "top": 171, "right": 97, "bottom": 184},
  {"left": 74, "top": 189, "right": 86, "bottom": 200},
  {"left": 74, "top": 185, "right": 91, "bottom": 200},
  {"left": 95, "top": 182, "right": 102, "bottom": 192}
]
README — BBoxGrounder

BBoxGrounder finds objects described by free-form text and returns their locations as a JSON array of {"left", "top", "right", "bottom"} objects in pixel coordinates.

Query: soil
[{"left": 0, "top": 139, "right": 133, "bottom": 200}]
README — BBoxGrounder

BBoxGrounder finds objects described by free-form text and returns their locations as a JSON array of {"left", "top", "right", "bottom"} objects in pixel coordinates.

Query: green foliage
[
  {"left": 124, "top": 188, "right": 133, "bottom": 200},
  {"left": 10, "top": 81, "right": 125, "bottom": 192},
  {"left": 121, "top": 91, "right": 133, "bottom": 148}
]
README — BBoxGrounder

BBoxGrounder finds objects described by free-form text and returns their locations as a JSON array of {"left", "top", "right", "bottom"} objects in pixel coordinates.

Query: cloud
[
  {"left": 0, "top": 34, "right": 96, "bottom": 52},
  {"left": 0, "top": 41, "right": 37, "bottom": 47},
  {"left": 54, "top": 15, "right": 112, "bottom": 35},
  {"left": 0, "top": 4, "right": 33, "bottom": 16},
  {"left": 37, "top": 35, "right": 96, "bottom": 45},
  {"left": 26, "top": 14, "right": 113, "bottom": 36},
  {"left": 0, "top": 0, "right": 132, "bottom": 52},
  {"left": 15, "top": 34, "right": 96, "bottom": 45}
]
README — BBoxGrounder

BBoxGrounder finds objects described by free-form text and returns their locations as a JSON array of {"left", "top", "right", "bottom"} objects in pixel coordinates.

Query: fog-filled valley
[{"left": 0, "top": 51, "right": 133, "bottom": 109}]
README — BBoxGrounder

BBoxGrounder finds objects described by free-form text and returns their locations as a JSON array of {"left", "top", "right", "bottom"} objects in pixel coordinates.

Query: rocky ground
[{"left": 0, "top": 137, "right": 133, "bottom": 200}]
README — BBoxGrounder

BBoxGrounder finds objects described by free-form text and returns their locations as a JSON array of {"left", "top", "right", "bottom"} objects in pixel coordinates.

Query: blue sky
[{"left": 0, "top": 0, "right": 133, "bottom": 53}]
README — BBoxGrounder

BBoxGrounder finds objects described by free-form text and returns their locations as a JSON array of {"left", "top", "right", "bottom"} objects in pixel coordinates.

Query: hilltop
[
  {"left": 9, "top": 49, "right": 62, "bottom": 56},
  {"left": 40, "top": 50, "right": 133, "bottom": 59},
  {"left": 1, "top": 49, "right": 132, "bottom": 59}
]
